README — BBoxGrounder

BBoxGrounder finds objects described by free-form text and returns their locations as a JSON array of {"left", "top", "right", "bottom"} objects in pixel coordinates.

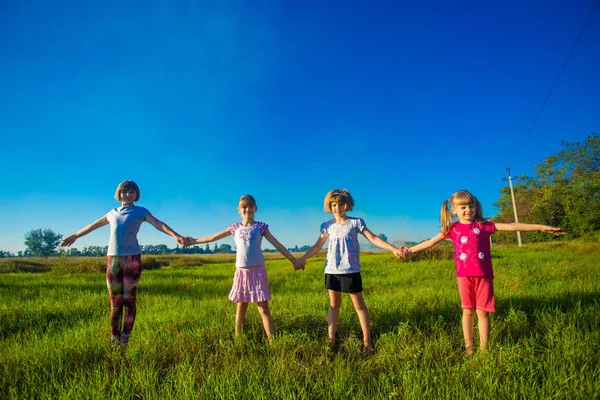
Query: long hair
[{"left": 440, "top": 190, "right": 484, "bottom": 235}]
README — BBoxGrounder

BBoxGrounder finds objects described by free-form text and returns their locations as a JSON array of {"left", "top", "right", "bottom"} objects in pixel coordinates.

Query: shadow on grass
[
  {"left": 369, "top": 291, "right": 599, "bottom": 345},
  {"left": 1, "top": 306, "right": 101, "bottom": 339},
  {"left": 0, "top": 260, "right": 52, "bottom": 273},
  {"left": 273, "top": 290, "right": 599, "bottom": 347},
  {"left": 140, "top": 281, "right": 229, "bottom": 300}
]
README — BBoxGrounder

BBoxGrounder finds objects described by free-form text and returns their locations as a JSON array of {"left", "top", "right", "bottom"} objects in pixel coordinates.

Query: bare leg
[
  {"left": 257, "top": 301, "right": 274, "bottom": 341},
  {"left": 328, "top": 290, "right": 342, "bottom": 345},
  {"left": 235, "top": 302, "right": 249, "bottom": 337},
  {"left": 462, "top": 308, "right": 476, "bottom": 355},
  {"left": 476, "top": 309, "right": 490, "bottom": 352},
  {"left": 349, "top": 293, "right": 373, "bottom": 350}
]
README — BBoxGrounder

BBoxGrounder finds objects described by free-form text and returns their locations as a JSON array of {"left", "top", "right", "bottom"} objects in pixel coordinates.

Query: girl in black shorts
[{"left": 295, "top": 189, "right": 404, "bottom": 355}]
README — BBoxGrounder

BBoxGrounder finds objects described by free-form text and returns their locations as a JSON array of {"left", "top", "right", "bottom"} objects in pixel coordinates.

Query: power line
[
  {"left": 562, "top": 61, "right": 599, "bottom": 112},
  {"left": 512, "top": 0, "right": 600, "bottom": 162}
]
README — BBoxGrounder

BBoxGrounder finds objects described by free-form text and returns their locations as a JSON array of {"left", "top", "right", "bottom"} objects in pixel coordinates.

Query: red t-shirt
[{"left": 445, "top": 221, "right": 495, "bottom": 277}]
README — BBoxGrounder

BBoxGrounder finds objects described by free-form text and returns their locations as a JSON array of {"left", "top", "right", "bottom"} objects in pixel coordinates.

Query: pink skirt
[{"left": 228, "top": 265, "right": 271, "bottom": 303}]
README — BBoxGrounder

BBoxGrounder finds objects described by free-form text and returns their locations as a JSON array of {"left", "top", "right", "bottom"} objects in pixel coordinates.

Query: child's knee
[
  {"left": 463, "top": 308, "right": 476, "bottom": 317},
  {"left": 122, "top": 294, "right": 137, "bottom": 308},
  {"left": 257, "top": 302, "right": 271, "bottom": 316},
  {"left": 352, "top": 300, "right": 368, "bottom": 313},
  {"left": 110, "top": 295, "right": 124, "bottom": 308}
]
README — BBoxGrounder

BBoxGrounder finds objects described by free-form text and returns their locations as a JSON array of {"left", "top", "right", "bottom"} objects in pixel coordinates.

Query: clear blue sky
[{"left": 1, "top": 1, "right": 599, "bottom": 254}]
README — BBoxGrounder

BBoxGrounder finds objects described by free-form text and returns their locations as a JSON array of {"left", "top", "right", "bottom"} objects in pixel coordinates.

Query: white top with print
[
  {"left": 229, "top": 221, "right": 268, "bottom": 268},
  {"left": 320, "top": 217, "right": 365, "bottom": 274}
]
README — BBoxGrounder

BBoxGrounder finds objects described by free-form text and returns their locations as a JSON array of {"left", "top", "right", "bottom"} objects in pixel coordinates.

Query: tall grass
[{"left": 1, "top": 241, "right": 598, "bottom": 399}]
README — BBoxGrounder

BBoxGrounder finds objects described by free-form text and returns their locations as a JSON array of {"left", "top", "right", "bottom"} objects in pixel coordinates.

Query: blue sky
[{"left": 1, "top": 0, "right": 599, "bottom": 254}]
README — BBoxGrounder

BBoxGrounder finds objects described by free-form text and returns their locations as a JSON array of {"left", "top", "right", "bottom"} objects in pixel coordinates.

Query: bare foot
[
  {"left": 363, "top": 345, "right": 375, "bottom": 357},
  {"left": 466, "top": 345, "right": 475, "bottom": 357}
]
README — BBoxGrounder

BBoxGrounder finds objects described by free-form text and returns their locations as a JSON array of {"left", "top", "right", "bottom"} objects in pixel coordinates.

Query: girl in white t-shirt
[
  {"left": 185, "top": 194, "right": 298, "bottom": 341},
  {"left": 295, "top": 189, "right": 405, "bottom": 355},
  {"left": 60, "top": 180, "right": 186, "bottom": 346}
]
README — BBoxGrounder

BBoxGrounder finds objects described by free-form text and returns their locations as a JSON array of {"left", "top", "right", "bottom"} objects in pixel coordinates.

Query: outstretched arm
[
  {"left": 361, "top": 227, "right": 404, "bottom": 258},
  {"left": 188, "top": 228, "right": 231, "bottom": 245},
  {"left": 263, "top": 228, "right": 296, "bottom": 264},
  {"left": 407, "top": 232, "right": 446, "bottom": 255},
  {"left": 145, "top": 213, "right": 186, "bottom": 245},
  {"left": 60, "top": 216, "right": 109, "bottom": 247},
  {"left": 296, "top": 235, "right": 328, "bottom": 268},
  {"left": 495, "top": 222, "right": 565, "bottom": 235}
]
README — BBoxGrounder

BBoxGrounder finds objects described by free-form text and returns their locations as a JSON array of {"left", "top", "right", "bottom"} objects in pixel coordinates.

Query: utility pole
[{"left": 502, "top": 167, "right": 522, "bottom": 247}]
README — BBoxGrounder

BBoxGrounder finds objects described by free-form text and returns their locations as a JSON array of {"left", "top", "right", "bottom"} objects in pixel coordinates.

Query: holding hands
[
  {"left": 391, "top": 247, "right": 407, "bottom": 259},
  {"left": 399, "top": 246, "right": 411, "bottom": 259},
  {"left": 175, "top": 235, "right": 188, "bottom": 246},
  {"left": 293, "top": 258, "right": 305, "bottom": 271},
  {"left": 181, "top": 236, "right": 195, "bottom": 247}
]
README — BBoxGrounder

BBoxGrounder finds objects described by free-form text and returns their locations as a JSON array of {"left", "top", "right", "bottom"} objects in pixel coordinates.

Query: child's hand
[
  {"left": 60, "top": 235, "right": 78, "bottom": 247},
  {"left": 400, "top": 246, "right": 411, "bottom": 259},
  {"left": 181, "top": 236, "right": 195, "bottom": 247},
  {"left": 542, "top": 226, "right": 566, "bottom": 236},
  {"left": 391, "top": 247, "right": 404, "bottom": 259},
  {"left": 293, "top": 259, "right": 305, "bottom": 271}
]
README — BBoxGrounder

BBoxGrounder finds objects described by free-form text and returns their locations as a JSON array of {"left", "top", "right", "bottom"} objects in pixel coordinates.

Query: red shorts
[{"left": 457, "top": 276, "right": 495, "bottom": 312}]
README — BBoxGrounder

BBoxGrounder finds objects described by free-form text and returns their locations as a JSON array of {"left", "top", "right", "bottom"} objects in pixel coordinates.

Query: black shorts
[{"left": 325, "top": 273, "right": 363, "bottom": 293}]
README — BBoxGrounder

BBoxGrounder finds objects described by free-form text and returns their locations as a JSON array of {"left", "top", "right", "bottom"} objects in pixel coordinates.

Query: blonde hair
[
  {"left": 440, "top": 190, "right": 485, "bottom": 235},
  {"left": 324, "top": 189, "right": 355, "bottom": 213},
  {"left": 114, "top": 180, "right": 141, "bottom": 202},
  {"left": 238, "top": 194, "right": 257, "bottom": 208}
]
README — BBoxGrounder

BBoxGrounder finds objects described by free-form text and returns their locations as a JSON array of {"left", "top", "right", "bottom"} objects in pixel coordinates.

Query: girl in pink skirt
[{"left": 185, "top": 195, "right": 299, "bottom": 341}]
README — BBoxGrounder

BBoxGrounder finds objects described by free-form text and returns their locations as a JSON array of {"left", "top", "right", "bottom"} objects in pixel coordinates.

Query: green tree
[
  {"left": 24, "top": 229, "right": 63, "bottom": 257},
  {"left": 0, "top": 250, "right": 14, "bottom": 258},
  {"left": 493, "top": 133, "right": 599, "bottom": 242},
  {"left": 377, "top": 233, "right": 388, "bottom": 242},
  {"left": 216, "top": 244, "right": 232, "bottom": 253},
  {"left": 531, "top": 133, "right": 600, "bottom": 236}
]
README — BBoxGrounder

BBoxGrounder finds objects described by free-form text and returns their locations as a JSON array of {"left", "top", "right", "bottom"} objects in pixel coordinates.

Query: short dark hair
[{"left": 114, "top": 180, "right": 141, "bottom": 202}]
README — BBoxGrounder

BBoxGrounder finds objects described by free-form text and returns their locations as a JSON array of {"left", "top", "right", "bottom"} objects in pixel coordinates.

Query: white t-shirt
[
  {"left": 320, "top": 217, "right": 365, "bottom": 274},
  {"left": 106, "top": 205, "right": 150, "bottom": 256},
  {"left": 229, "top": 221, "right": 268, "bottom": 268}
]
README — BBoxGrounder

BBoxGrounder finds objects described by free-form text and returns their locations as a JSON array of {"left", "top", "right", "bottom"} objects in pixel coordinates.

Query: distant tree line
[{"left": 1, "top": 231, "right": 314, "bottom": 258}]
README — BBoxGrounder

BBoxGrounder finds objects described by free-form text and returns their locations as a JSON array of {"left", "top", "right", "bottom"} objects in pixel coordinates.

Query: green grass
[{"left": 1, "top": 241, "right": 599, "bottom": 399}]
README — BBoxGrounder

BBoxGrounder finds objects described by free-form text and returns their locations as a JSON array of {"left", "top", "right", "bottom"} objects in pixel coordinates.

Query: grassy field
[{"left": 1, "top": 241, "right": 598, "bottom": 399}]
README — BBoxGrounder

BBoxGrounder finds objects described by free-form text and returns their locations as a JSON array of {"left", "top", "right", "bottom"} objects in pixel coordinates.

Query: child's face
[
  {"left": 238, "top": 204, "right": 257, "bottom": 219},
  {"left": 120, "top": 189, "right": 137, "bottom": 205},
  {"left": 330, "top": 201, "right": 347, "bottom": 217},
  {"left": 452, "top": 203, "right": 475, "bottom": 223}
]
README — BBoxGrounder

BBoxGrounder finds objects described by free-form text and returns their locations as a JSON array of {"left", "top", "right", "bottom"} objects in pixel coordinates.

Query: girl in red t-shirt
[{"left": 405, "top": 190, "right": 564, "bottom": 356}]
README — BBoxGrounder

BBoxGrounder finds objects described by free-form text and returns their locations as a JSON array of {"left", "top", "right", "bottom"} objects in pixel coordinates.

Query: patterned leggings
[{"left": 106, "top": 254, "right": 143, "bottom": 339}]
